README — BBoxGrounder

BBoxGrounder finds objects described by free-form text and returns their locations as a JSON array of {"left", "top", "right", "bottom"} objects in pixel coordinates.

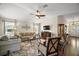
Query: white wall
[
  {"left": 16, "top": 16, "right": 58, "bottom": 35},
  {"left": 32, "top": 16, "right": 58, "bottom": 35},
  {"left": 0, "top": 16, "right": 58, "bottom": 35}
]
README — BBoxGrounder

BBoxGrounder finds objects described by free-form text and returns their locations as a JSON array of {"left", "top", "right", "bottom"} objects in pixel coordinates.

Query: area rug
[{"left": 9, "top": 40, "right": 38, "bottom": 56}]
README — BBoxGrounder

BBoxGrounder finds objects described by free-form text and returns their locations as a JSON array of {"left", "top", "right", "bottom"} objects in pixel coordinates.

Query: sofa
[
  {"left": 18, "top": 32, "right": 35, "bottom": 41},
  {"left": 0, "top": 36, "right": 21, "bottom": 55}
]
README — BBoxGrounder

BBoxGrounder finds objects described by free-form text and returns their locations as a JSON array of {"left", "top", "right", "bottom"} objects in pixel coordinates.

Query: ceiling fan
[{"left": 30, "top": 4, "right": 48, "bottom": 19}]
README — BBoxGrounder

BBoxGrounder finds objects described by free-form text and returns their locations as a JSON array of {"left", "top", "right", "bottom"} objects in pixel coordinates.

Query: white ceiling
[{"left": 0, "top": 3, "right": 79, "bottom": 21}]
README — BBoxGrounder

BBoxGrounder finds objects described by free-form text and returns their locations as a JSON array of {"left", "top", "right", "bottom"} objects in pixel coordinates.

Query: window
[
  {"left": 4, "top": 21, "right": 15, "bottom": 36},
  {"left": 67, "top": 20, "right": 79, "bottom": 35}
]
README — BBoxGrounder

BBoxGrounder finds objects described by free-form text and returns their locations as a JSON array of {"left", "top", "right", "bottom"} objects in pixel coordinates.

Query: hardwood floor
[{"left": 64, "top": 36, "right": 79, "bottom": 56}]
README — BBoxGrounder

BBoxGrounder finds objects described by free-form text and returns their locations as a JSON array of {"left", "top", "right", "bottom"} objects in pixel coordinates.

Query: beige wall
[
  {"left": 58, "top": 15, "right": 66, "bottom": 24},
  {"left": 16, "top": 21, "right": 34, "bottom": 33},
  {"left": 0, "top": 17, "right": 4, "bottom": 36}
]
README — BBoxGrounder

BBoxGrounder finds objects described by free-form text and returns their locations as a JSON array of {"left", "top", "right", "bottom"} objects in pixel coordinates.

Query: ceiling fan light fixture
[{"left": 36, "top": 14, "right": 45, "bottom": 17}]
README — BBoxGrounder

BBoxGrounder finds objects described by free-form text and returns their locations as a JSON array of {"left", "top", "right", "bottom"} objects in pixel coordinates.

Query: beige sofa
[
  {"left": 18, "top": 32, "right": 35, "bottom": 41},
  {"left": 0, "top": 36, "right": 21, "bottom": 55}
]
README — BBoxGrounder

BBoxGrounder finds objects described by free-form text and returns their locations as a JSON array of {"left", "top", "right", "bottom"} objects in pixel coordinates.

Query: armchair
[{"left": 38, "top": 36, "right": 61, "bottom": 56}]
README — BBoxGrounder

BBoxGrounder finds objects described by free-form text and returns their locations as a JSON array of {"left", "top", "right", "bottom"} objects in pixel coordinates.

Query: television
[{"left": 43, "top": 25, "right": 50, "bottom": 30}]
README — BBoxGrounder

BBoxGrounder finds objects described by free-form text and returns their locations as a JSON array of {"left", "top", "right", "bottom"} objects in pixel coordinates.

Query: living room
[{"left": 0, "top": 3, "right": 79, "bottom": 56}]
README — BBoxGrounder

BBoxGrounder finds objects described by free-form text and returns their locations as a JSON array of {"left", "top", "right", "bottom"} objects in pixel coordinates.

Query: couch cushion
[
  {"left": 0, "top": 39, "right": 21, "bottom": 46},
  {"left": 0, "top": 36, "right": 9, "bottom": 41}
]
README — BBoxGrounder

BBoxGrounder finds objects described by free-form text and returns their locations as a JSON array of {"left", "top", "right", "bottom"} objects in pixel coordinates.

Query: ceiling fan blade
[
  {"left": 30, "top": 13, "right": 35, "bottom": 15},
  {"left": 43, "top": 4, "right": 48, "bottom": 8}
]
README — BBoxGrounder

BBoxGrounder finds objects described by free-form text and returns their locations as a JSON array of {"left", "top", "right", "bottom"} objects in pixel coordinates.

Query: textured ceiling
[{"left": 0, "top": 3, "right": 79, "bottom": 21}]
